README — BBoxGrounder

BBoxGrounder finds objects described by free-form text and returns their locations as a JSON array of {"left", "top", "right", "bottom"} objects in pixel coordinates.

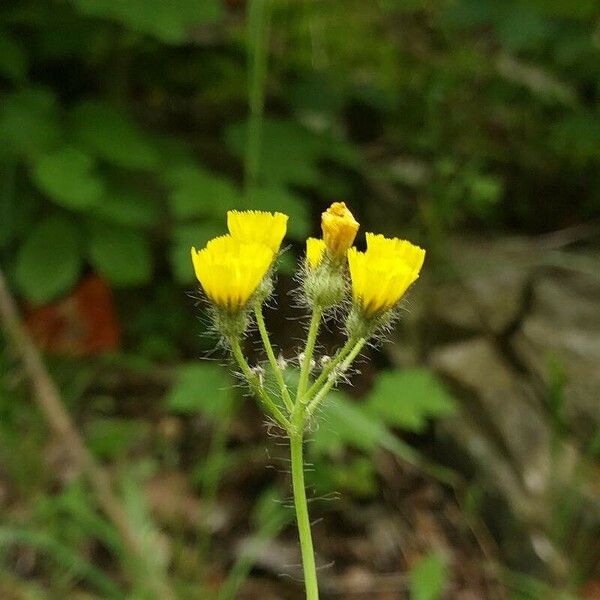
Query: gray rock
[
  {"left": 429, "top": 337, "right": 551, "bottom": 500},
  {"left": 428, "top": 237, "right": 540, "bottom": 334},
  {"left": 511, "top": 270, "right": 600, "bottom": 439}
]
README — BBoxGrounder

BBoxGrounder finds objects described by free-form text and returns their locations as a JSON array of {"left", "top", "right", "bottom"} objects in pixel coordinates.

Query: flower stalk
[{"left": 190, "top": 205, "right": 425, "bottom": 598}]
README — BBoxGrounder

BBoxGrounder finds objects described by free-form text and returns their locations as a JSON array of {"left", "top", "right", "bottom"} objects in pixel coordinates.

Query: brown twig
[{"left": 0, "top": 268, "right": 176, "bottom": 600}]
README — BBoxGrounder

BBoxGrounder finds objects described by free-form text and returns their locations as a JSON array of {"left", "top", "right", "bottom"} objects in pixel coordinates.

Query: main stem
[{"left": 290, "top": 428, "right": 319, "bottom": 600}]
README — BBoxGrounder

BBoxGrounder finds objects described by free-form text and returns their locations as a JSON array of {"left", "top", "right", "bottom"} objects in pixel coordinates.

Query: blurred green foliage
[
  {"left": 1, "top": 0, "right": 598, "bottom": 598},
  {"left": 1, "top": 0, "right": 598, "bottom": 308}
]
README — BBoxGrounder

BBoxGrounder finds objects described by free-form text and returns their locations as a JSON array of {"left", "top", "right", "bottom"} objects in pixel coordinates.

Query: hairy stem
[
  {"left": 297, "top": 308, "right": 322, "bottom": 402},
  {"left": 254, "top": 305, "right": 293, "bottom": 413},
  {"left": 290, "top": 428, "right": 319, "bottom": 600},
  {"left": 230, "top": 337, "right": 291, "bottom": 430},
  {"left": 302, "top": 336, "right": 357, "bottom": 404},
  {"left": 306, "top": 338, "right": 366, "bottom": 417}
]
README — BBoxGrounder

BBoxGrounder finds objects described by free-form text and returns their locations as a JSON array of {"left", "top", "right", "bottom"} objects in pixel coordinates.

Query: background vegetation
[{"left": 1, "top": 0, "right": 599, "bottom": 598}]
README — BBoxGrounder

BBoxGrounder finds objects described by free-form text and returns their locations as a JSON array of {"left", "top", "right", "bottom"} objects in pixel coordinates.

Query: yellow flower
[
  {"left": 227, "top": 210, "right": 288, "bottom": 253},
  {"left": 191, "top": 235, "right": 274, "bottom": 311},
  {"left": 347, "top": 234, "right": 425, "bottom": 317},
  {"left": 305, "top": 237, "right": 326, "bottom": 270},
  {"left": 321, "top": 202, "right": 359, "bottom": 258}
]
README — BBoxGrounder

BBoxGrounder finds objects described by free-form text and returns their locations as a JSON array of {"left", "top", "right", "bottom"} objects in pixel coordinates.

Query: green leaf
[
  {"left": 310, "top": 392, "right": 392, "bottom": 456},
  {"left": 410, "top": 552, "right": 448, "bottom": 600},
  {"left": 71, "top": 0, "right": 222, "bottom": 44},
  {"left": 87, "top": 418, "right": 149, "bottom": 460},
  {"left": 87, "top": 223, "right": 152, "bottom": 286},
  {"left": 0, "top": 32, "right": 28, "bottom": 81},
  {"left": 309, "top": 456, "right": 377, "bottom": 498},
  {"left": 15, "top": 216, "right": 82, "bottom": 304},
  {"left": 365, "top": 369, "right": 456, "bottom": 433},
  {"left": 166, "top": 363, "right": 235, "bottom": 420},
  {"left": 165, "top": 165, "right": 240, "bottom": 219},
  {"left": 225, "top": 117, "right": 359, "bottom": 186},
  {"left": 72, "top": 101, "right": 160, "bottom": 170},
  {"left": 90, "top": 188, "right": 161, "bottom": 229},
  {"left": 33, "top": 146, "right": 104, "bottom": 210},
  {"left": 169, "top": 221, "right": 224, "bottom": 283},
  {"left": 0, "top": 89, "right": 62, "bottom": 159},
  {"left": 0, "top": 191, "right": 37, "bottom": 249}
]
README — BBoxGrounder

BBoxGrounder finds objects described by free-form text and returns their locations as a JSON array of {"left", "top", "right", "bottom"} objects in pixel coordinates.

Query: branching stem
[
  {"left": 254, "top": 304, "right": 293, "bottom": 414},
  {"left": 229, "top": 337, "right": 291, "bottom": 430}
]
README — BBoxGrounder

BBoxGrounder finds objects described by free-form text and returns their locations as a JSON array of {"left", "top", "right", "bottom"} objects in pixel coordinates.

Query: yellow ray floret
[
  {"left": 305, "top": 237, "right": 326, "bottom": 270},
  {"left": 347, "top": 234, "right": 425, "bottom": 317},
  {"left": 321, "top": 202, "right": 359, "bottom": 258},
  {"left": 365, "top": 233, "right": 425, "bottom": 279},
  {"left": 191, "top": 235, "right": 274, "bottom": 311},
  {"left": 227, "top": 210, "right": 288, "bottom": 253}
]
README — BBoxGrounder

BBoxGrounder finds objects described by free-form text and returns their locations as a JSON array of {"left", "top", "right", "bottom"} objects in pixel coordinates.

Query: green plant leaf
[
  {"left": 87, "top": 223, "right": 152, "bottom": 286},
  {"left": 166, "top": 363, "right": 235, "bottom": 420},
  {"left": 33, "top": 146, "right": 104, "bottom": 210},
  {"left": 225, "top": 117, "right": 359, "bottom": 186},
  {"left": 365, "top": 369, "right": 457, "bottom": 433},
  {"left": 71, "top": 0, "right": 222, "bottom": 44},
  {"left": 410, "top": 551, "right": 448, "bottom": 600},
  {"left": 0, "top": 88, "right": 62, "bottom": 159},
  {"left": 72, "top": 101, "right": 160, "bottom": 170},
  {"left": 0, "top": 32, "right": 28, "bottom": 81},
  {"left": 165, "top": 165, "right": 240, "bottom": 219},
  {"left": 86, "top": 417, "right": 149, "bottom": 460},
  {"left": 15, "top": 216, "right": 82, "bottom": 304},
  {"left": 90, "top": 188, "right": 161, "bottom": 229},
  {"left": 310, "top": 391, "right": 392, "bottom": 456}
]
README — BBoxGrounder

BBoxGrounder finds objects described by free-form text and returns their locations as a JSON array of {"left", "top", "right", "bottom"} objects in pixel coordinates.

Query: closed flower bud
[{"left": 321, "top": 202, "right": 359, "bottom": 260}]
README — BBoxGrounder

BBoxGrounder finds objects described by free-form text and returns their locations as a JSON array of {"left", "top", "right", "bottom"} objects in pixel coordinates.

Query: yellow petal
[
  {"left": 227, "top": 210, "right": 288, "bottom": 253},
  {"left": 347, "top": 235, "right": 425, "bottom": 316},
  {"left": 191, "top": 235, "right": 274, "bottom": 311},
  {"left": 305, "top": 237, "right": 326, "bottom": 269}
]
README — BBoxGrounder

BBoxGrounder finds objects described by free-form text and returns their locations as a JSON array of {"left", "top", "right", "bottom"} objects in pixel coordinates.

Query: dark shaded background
[{"left": 1, "top": 1, "right": 599, "bottom": 598}]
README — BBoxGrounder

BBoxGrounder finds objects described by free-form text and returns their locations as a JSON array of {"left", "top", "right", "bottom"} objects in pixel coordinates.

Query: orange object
[{"left": 25, "top": 275, "right": 120, "bottom": 356}]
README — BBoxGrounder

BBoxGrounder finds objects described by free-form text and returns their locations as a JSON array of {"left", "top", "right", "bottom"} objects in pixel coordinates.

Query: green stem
[
  {"left": 230, "top": 338, "right": 291, "bottom": 430},
  {"left": 306, "top": 338, "right": 366, "bottom": 418},
  {"left": 297, "top": 308, "right": 322, "bottom": 402},
  {"left": 254, "top": 305, "right": 293, "bottom": 414},
  {"left": 302, "top": 337, "right": 357, "bottom": 404},
  {"left": 245, "top": 0, "right": 271, "bottom": 195},
  {"left": 290, "top": 429, "right": 319, "bottom": 600}
]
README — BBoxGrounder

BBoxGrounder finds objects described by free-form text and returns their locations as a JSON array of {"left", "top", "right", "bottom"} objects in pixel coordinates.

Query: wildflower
[
  {"left": 305, "top": 237, "right": 326, "bottom": 270},
  {"left": 321, "top": 202, "right": 359, "bottom": 259},
  {"left": 191, "top": 235, "right": 274, "bottom": 312},
  {"left": 347, "top": 234, "right": 425, "bottom": 317},
  {"left": 227, "top": 210, "right": 288, "bottom": 253}
]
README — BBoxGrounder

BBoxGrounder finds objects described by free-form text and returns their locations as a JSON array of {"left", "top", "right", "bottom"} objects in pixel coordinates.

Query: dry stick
[{"left": 0, "top": 269, "right": 176, "bottom": 600}]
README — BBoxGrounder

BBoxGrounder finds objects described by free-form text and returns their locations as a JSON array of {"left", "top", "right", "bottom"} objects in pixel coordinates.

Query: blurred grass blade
[
  {"left": 0, "top": 527, "right": 126, "bottom": 599},
  {"left": 245, "top": 0, "right": 271, "bottom": 194}
]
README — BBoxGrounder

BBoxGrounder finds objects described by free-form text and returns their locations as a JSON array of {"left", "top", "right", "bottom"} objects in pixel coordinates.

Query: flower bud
[{"left": 321, "top": 202, "right": 359, "bottom": 260}]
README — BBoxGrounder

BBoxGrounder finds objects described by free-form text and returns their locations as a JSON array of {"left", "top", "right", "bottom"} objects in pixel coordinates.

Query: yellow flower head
[
  {"left": 321, "top": 202, "right": 359, "bottom": 258},
  {"left": 347, "top": 234, "right": 425, "bottom": 317},
  {"left": 191, "top": 235, "right": 274, "bottom": 311},
  {"left": 305, "top": 237, "right": 326, "bottom": 270},
  {"left": 227, "top": 210, "right": 288, "bottom": 253}
]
